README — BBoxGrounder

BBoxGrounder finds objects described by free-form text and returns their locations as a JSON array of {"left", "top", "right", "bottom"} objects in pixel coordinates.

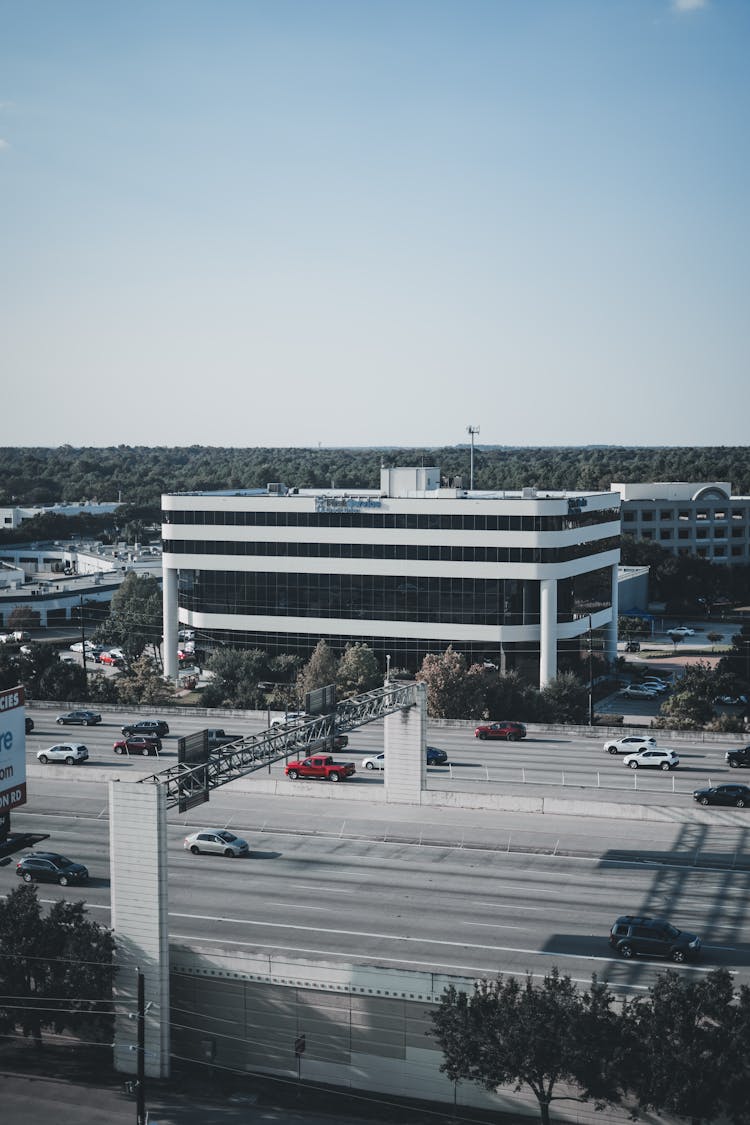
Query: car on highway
[
  {"left": 362, "top": 753, "right": 385, "bottom": 770},
  {"left": 25, "top": 716, "right": 34, "bottom": 734},
  {"left": 603, "top": 735, "right": 657, "bottom": 755},
  {"left": 426, "top": 746, "right": 449, "bottom": 765},
  {"left": 474, "top": 721, "right": 526, "bottom": 741},
  {"left": 667, "top": 626, "right": 695, "bottom": 638},
  {"left": 620, "top": 684, "right": 659, "bottom": 700},
  {"left": 726, "top": 745, "right": 750, "bottom": 769},
  {"left": 693, "top": 784, "right": 750, "bottom": 808},
  {"left": 121, "top": 719, "right": 169, "bottom": 737},
  {"left": 609, "top": 916, "right": 701, "bottom": 963},
  {"left": 623, "top": 747, "right": 679, "bottom": 770},
  {"left": 36, "top": 743, "right": 89, "bottom": 765},
  {"left": 184, "top": 829, "right": 249, "bottom": 857},
  {"left": 16, "top": 852, "right": 89, "bottom": 887},
  {"left": 113, "top": 736, "right": 162, "bottom": 756},
  {"left": 56, "top": 709, "right": 102, "bottom": 726}
]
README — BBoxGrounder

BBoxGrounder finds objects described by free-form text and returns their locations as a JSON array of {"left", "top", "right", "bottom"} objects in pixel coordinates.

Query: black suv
[
  {"left": 121, "top": 719, "right": 170, "bottom": 738},
  {"left": 609, "top": 916, "right": 701, "bottom": 963},
  {"left": 16, "top": 852, "right": 89, "bottom": 886},
  {"left": 726, "top": 745, "right": 750, "bottom": 769}
]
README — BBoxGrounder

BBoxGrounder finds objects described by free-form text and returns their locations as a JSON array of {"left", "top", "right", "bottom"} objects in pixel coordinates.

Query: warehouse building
[{"left": 161, "top": 467, "right": 621, "bottom": 687}]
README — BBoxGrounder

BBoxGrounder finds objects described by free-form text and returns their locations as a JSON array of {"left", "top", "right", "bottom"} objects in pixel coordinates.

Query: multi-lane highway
[{"left": 6, "top": 705, "right": 750, "bottom": 996}]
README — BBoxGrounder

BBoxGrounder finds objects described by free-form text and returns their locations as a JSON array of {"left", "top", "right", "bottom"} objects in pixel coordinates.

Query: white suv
[
  {"left": 623, "top": 748, "right": 679, "bottom": 771},
  {"left": 603, "top": 736, "right": 657, "bottom": 756},
  {"left": 36, "top": 743, "right": 89, "bottom": 765}
]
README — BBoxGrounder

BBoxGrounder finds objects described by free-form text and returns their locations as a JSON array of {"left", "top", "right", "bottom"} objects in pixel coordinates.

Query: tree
[
  {"left": 297, "top": 640, "right": 339, "bottom": 699},
  {"left": 538, "top": 672, "right": 588, "bottom": 724},
  {"left": 94, "top": 572, "right": 162, "bottom": 663},
  {"left": 620, "top": 968, "right": 736, "bottom": 1125},
  {"left": 417, "top": 647, "right": 485, "bottom": 719},
  {"left": 203, "top": 647, "right": 276, "bottom": 709},
  {"left": 336, "top": 643, "right": 380, "bottom": 698},
  {"left": 719, "top": 622, "right": 750, "bottom": 691},
  {"left": 7, "top": 606, "right": 38, "bottom": 631},
  {"left": 654, "top": 661, "right": 720, "bottom": 729},
  {"left": 37, "top": 660, "right": 88, "bottom": 702},
  {"left": 116, "top": 654, "right": 176, "bottom": 706},
  {"left": 431, "top": 970, "right": 621, "bottom": 1125},
  {"left": 0, "top": 885, "right": 115, "bottom": 1049}
]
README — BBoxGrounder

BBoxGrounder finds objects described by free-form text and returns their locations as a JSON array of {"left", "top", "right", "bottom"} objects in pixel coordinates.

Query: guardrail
[{"left": 443, "top": 761, "right": 723, "bottom": 796}]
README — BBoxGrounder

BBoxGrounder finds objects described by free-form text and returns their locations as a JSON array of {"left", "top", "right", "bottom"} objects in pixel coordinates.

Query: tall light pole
[{"left": 466, "top": 425, "right": 479, "bottom": 490}]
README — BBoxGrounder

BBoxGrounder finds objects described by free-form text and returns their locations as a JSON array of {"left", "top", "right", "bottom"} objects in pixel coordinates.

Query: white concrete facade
[
  {"left": 162, "top": 470, "right": 621, "bottom": 687},
  {"left": 613, "top": 480, "right": 750, "bottom": 566}
]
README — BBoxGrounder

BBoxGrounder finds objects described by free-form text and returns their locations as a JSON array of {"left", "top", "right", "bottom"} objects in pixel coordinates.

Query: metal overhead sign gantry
[{"left": 139, "top": 681, "right": 419, "bottom": 811}]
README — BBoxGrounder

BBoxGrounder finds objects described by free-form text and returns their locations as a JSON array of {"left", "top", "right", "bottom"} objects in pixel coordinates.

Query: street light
[{"left": 385, "top": 654, "right": 391, "bottom": 683}]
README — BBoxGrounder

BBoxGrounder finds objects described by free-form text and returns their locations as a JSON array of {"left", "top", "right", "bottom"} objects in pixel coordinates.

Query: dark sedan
[
  {"left": 693, "top": 784, "right": 750, "bottom": 808},
  {"left": 113, "top": 736, "right": 162, "bottom": 756},
  {"left": 426, "top": 746, "right": 448, "bottom": 765},
  {"left": 56, "top": 710, "right": 102, "bottom": 726}
]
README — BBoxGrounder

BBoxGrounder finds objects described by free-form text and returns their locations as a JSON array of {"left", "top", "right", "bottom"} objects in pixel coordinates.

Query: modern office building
[
  {"left": 162, "top": 467, "right": 621, "bottom": 687},
  {"left": 613, "top": 481, "right": 750, "bottom": 565}
]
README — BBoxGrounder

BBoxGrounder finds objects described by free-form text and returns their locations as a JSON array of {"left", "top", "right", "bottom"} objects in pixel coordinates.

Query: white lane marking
[
  {"left": 265, "top": 903, "right": 329, "bottom": 911},
  {"left": 462, "top": 921, "right": 527, "bottom": 931},
  {"left": 289, "top": 883, "right": 355, "bottom": 893}
]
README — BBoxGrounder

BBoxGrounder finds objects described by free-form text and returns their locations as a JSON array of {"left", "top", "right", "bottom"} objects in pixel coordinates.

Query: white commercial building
[
  {"left": 613, "top": 481, "right": 750, "bottom": 565},
  {"left": 162, "top": 467, "right": 621, "bottom": 687}
]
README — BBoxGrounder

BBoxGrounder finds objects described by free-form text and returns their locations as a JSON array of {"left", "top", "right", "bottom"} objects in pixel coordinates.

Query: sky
[{"left": 1, "top": 0, "right": 748, "bottom": 449}]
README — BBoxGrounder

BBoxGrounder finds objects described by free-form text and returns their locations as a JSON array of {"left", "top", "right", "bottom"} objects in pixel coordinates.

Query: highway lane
[
  {"left": 5, "top": 778, "right": 750, "bottom": 997},
  {"left": 23, "top": 705, "right": 743, "bottom": 808}
]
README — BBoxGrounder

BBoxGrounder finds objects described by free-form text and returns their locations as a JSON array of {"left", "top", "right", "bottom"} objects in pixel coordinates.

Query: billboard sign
[{"left": 0, "top": 685, "right": 27, "bottom": 813}]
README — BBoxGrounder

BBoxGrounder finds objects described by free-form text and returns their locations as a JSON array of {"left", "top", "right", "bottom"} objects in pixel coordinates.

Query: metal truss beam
[{"left": 140, "top": 681, "right": 418, "bottom": 810}]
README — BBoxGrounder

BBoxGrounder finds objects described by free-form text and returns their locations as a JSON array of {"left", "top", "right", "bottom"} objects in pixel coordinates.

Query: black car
[
  {"left": 426, "top": 746, "right": 448, "bottom": 765},
  {"left": 25, "top": 716, "right": 34, "bottom": 734},
  {"left": 121, "top": 719, "right": 170, "bottom": 738},
  {"left": 56, "top": 710, "right": 102, "bottom": 726},
  {"left": 609, "top": 916, "right": 701, "bottom": 963},
  {"left": 16, "top": 852, "right": 89, "bottom": 887},
  {"left": 726, "top": 745, "right": 750, "bottom": 769},
  {"left": 693, "top": 784, "right": 750, "bottom": 808},
  {"left": 624, "top": 641, "right": 641, "bottom": 653}
]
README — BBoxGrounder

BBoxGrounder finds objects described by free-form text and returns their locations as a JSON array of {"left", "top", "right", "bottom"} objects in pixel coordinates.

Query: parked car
[
  {"left": 25, "top": 716, "right": 34, "bottom": 734},
  {"left": 16, "top": 852, "right": 89, "bottom": 886},
  {"left": 184, "top": 829, "right": 249, "bottom": 857},
  {"left": 603, "top": 735, "right": 657, "bottom": 755},
  {"left": 69, "top": 641, "right": 98, "bottom": 653},
  {"left": 623, "top": 747, "right": 679, "bottom": 770},
  {"left": 693, "top": 784, "right": 750, "bottom": 808},
  {"left": 624, "top": 641, "right": 641, "bottom": 653},
  {"left": 178, "top": 629, "right": 195, "bottom": 642},
  {"left": 715, "top": 694, "right": 748, "bottom": 706},
  {"left": 36, "top": 743, "right": 89, "bottom": 765},
  {"left": 640, "top": 677, "right": 669, "bottom": 692},
  {"left": 113, "top": 736, "right": 162, "bottom": 756},
  {"left": 474, "top": 721, "right": 526, "bottom": 741},
  {"left": 667, "top": 627, "right": 695, "bottom": 638},
  {"left": 56, "top": 709, "right": 102, "bottom": 726},
  {"left": 620, "top": 685, "right": 659, "bottom": 700},
  {"left": 97, "top": 650, "right": 122, "bottom": 666},
  {"left": 609, "top": 916, "right": 701, "bottom": 963},
  {"left": 726, "top": 745, "right": 750, "bottom": 769},
  {"left": 121, "top": 719, "right": 169, "bottom": 737}
]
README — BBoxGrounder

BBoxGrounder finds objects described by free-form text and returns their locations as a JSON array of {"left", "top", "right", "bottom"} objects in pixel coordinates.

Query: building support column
[
  {"left": 162, "top": 567, "right": 178, "bottom": 681},
  {"left": 539, "top": 578, "right": 557, "bottom": 688},
  {"left": 606, "top": 562, "right": 619, "bottom": 668}
]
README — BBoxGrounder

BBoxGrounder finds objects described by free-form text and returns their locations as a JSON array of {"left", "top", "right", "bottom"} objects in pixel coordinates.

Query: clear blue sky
[{"left": 1, "top": 0, "right": 747, "bottom": 448}]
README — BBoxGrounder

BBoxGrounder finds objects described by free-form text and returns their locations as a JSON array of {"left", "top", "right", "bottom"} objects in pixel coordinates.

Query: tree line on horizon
[{"left": 2, "top": 444, "right": 750, "bottom": 510}]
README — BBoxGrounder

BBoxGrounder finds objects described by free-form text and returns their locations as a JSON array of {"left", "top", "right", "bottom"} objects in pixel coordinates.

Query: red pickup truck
[{"left": 284, "top": 754, "right": 356, "bottom": 783}]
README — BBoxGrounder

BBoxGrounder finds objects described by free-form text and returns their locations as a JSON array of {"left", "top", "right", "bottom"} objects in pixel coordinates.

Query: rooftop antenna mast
[{"left": 467, "top": 425, "right": 480, "bottom": 489}]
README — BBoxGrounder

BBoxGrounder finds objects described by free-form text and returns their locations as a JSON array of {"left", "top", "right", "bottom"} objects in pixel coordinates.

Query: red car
[
  {"left": 98, "top": 651, "right": 122, "bottom": 666},
  {"left": 113, "top": 736, "right": 162, "bottom": 756},
  {"left": 474, "top": 721, "right": 527, "bottom": 742}
]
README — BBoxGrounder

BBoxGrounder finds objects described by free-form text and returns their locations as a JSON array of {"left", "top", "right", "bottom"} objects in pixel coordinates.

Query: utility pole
[
  {"left": 466, "top": 425, "right": 479, "bottom": 490},
  {"left": 136, "top": 967, "right": 146, "bottom": 1125},
  {"left": 588, "top": 616, "right": 594, "bottom": 727},
  {"left": 80, "top": 595, "right": 88, "bottom": 678}
]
